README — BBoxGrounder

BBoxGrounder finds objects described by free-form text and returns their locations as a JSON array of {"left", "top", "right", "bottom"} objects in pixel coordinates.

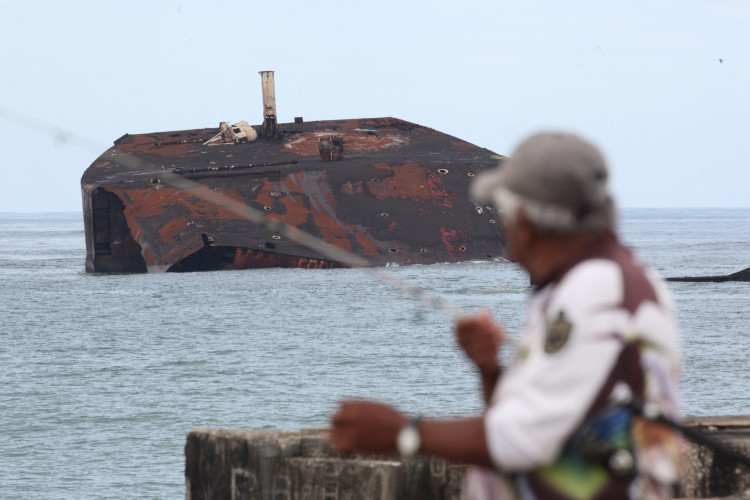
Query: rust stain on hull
[
  {"left": 283, "top": 130, "right": 409, "bottom": 156},
  {"left": 81, "top": 116, "right": 508, "bottom": 273}
]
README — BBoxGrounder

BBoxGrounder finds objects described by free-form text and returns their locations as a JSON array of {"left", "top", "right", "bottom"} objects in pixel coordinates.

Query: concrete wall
[
  {"left": 678, "top": 416, "right": 750, "bottom": 499},
  {"left": 185, "top": 417, "right": 750, "bottom": 500}
]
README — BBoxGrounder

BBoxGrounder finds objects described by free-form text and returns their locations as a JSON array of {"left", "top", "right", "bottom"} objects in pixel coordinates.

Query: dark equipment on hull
[{"left": 81, "top": 71, "right": 508, "bottom": 273}]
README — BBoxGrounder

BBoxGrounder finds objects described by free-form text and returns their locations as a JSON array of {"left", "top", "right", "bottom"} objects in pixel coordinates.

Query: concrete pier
[
  {"left": 679, "top": 416, "right": 750, "bottom": 499},
  {"left": 185, "top": 416, "right": 750, "bottom": 499}
]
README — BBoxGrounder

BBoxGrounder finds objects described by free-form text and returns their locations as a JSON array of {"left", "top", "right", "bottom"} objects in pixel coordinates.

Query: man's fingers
[
  {"left": 330, "top": 405, "right": 354, "bottom": 452},
  {"left": 330, "top": 400, "right": 406, "bottom": 454},
  {"left": 330, "top": 429, "right": 353, "bottom": 452},
  {"left": 457, "top": 315, "right": 501, "bottom": 343}
]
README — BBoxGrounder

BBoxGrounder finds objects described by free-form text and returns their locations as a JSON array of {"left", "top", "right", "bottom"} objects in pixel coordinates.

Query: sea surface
[{"left": 1, "top": 208, "right": 748, "bottom": 499}]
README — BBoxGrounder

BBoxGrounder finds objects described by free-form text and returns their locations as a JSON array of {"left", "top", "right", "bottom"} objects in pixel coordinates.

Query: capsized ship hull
[{"left": 81, "top": 116, "right": 507, "bottom": 273}]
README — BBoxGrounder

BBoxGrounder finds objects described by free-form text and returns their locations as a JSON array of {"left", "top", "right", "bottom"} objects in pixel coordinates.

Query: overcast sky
[{"left": 1, "top": 0, "right": 748, "bottom": 212}]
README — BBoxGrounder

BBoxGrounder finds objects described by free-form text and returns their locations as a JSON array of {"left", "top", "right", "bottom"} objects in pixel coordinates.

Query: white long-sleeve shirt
[{"left": 465, "top": 235, "right": 681, "bottom": 500}]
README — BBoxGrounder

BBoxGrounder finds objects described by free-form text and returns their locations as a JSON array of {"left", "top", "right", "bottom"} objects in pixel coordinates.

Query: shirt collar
[{"left": 532, "top": 232, "right": 620, "bottom": 292}]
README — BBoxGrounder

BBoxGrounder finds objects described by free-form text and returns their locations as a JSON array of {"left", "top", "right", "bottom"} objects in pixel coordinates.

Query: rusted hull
[{"left": 81, "top": 117, "right": 507, "bottom": 273}]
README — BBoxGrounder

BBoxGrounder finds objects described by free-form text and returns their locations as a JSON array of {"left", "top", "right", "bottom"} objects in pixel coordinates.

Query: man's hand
[
  {"left": 457, "top": 312, "right": 504, "bottom": 404},
  {"left": 331, "top": 401, "right": 494, "bottom": 468},
  {"left": 330, "top": 400, "right": 408, "bottom": 454},
  {"left": 456, "top": 312, "right": 504, "bottom": 375}
]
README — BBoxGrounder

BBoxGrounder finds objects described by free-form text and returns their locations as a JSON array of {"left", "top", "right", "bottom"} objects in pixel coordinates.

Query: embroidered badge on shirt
[{"left": 545, "top": 311, "right": 572, "bottom": 353}]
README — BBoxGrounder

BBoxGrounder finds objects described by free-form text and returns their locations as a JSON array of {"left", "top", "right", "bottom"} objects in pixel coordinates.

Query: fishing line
[
  {"left": 0, "top": 104, "right": 472, "bottom": 321},
  {"left": 6, "top": 106, "right": 747, "bottom": 466}
]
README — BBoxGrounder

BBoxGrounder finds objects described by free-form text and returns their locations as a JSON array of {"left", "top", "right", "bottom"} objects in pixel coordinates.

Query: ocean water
[{"left": 0, "top": 208, "right": 748, "bottom": 499}]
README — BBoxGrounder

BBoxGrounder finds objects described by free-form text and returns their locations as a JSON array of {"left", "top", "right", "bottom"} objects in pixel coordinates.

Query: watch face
[{"left": 397, "top": 425, "right": 420, "bottom": 457}]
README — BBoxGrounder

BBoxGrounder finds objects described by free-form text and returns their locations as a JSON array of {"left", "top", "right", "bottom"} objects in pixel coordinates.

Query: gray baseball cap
[{"left": 471, "top": 132, "right": 616, "bottom": 233}]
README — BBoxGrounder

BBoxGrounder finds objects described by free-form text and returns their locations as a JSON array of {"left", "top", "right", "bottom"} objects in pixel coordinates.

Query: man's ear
[{"left": 515, "top": 208, "right": 536, "bottom": 247}]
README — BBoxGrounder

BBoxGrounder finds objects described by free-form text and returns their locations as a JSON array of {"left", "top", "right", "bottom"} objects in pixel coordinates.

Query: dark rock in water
[{"left": 667, "top": 266, "right": 750, "bottom": 282}]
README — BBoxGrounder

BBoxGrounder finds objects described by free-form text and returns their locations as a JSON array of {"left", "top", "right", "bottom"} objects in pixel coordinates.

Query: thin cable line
[{"left": 1, "top": 104, "right": 475, "bottom": 321}]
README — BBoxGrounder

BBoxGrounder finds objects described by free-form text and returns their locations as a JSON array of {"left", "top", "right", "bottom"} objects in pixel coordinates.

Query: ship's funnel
[{"left": 259, "top": 71, "right": 279, "bottom": 138}]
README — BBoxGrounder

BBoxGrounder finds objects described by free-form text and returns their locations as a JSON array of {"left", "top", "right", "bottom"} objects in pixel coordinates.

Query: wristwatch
[{"left": 397, "top": 418, "right": 421, "bottom": 457}]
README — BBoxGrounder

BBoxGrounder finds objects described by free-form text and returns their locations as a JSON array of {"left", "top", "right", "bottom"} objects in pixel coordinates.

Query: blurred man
[{"left": 331, "top": 132, "right": 682, "bottom": 500}]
